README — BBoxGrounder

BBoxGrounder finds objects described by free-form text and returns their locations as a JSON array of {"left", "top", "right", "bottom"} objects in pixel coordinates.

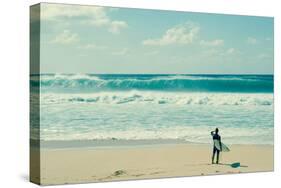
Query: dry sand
[{"left": 37, "top": 144, "right": 273, "bottom": 185}]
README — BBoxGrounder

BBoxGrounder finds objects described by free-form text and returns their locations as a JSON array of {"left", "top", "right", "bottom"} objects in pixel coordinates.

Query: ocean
[{"left": 30, "top": 74, "right": 274, "bottom": 146}]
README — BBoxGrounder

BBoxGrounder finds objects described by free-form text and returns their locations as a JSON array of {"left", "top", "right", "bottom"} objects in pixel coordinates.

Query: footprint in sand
[
  {"left": 149, "top": 171, "right": 165, "bottom": 175},
  {"left": 113, "top": 170, "right": 127, "bottom": 176},
  {"left": 133, "top": 173, "right": 145, "bottom": 177},
  {"left": 98, "top": 170, "right": 127, "bottom": 181}
]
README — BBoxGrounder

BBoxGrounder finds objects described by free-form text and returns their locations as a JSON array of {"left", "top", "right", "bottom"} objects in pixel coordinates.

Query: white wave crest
[{"left": 40, "top": 91, "right": 273, "bottom": 106}]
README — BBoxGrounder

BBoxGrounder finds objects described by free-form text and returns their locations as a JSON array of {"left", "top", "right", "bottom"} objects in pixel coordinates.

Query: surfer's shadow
[
  {"left": 218, "top": 162, "right": 248, "bottom": 168},
  {"left": 204, "top": 162, "right": 248, "bottom": 168},
  {"left": 185, "top": 162, "right": 248, "bottom": 169}
]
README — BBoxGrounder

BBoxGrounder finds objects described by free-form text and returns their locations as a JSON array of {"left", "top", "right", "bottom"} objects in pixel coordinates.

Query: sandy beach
[{"left": 36, "top": 144, "right": 273, "bottom": 185}]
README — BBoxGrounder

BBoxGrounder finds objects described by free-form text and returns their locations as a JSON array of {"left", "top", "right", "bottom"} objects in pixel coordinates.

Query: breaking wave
[
  {"left": 31, "top": 74, "right": 273, "bottom": 93},
  {"left": 40, "top": 91, "right": 273, "bottom": 106}
]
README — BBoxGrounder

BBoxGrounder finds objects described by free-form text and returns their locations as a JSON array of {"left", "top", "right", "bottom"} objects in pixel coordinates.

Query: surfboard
[{"left": 214, "top": 140, "right": 230, "bottom": 152}]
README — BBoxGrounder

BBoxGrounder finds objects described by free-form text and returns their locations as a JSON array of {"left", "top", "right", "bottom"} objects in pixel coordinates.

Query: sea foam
[{"left": 40, "top": 91, "right": 273, "bottom": 106}]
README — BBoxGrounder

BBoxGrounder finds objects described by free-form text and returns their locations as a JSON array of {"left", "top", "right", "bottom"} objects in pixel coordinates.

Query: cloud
[
  {"left": 203, "top": 47, "right": 239, "bottom": 58},
  {"left": 41, "top": 3, "right": 127, "bottom": 34},
  {"left": 144, "top": 50, "right": 159, "bottom": 56},
  {"left": 226, "top": 48, "right": 235, "bottom": 54},
  {"left": 108, "top": 21, "right": 128, "bottom": 34},
  {"left": 112, "top": 48, "right": 129, "bottom": 55},
  {"left": 82, "top": 12, "right": 128, "bottom": 34},
  {"left": 258, "top": 53, "right": 271, "bottom": 59},
  {"left": 224, "top": 48, "right": 240, "bottom": 56},
  {"left": 265, "top": 37, "right": 272, "bottom": 41},
  {"left": 200, "top": 39, "right": 224, "bottom": 46},
  {"left": 77, "top": 44, "right": 107, "bottom": 50},
  {"left": 142, "top": 22, "right": 199, "bottom": 46},
  {"left": 247, "top": 37, "right": 258, "bottom": 44},
  {"left": 50, "top": 30, "right": 80, "bottom": 44},
  {"left": 203, "top": 49, "right": 220, "bottom": 56}
]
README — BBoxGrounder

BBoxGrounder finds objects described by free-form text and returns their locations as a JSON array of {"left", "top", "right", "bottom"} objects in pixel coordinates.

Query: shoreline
[
  {"left": 35, "top": 143, "right": 274, "bottom": 185},
  {"left": 31, "top": 139, "right": 274, "bottom": 150}
]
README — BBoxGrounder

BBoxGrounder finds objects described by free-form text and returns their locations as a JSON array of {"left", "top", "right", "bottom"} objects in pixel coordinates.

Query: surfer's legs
[
  {"left": 212, "top": 147, "right": 216, "bottom": 164},
  {"left": 216, "top": 150, "right": 220, "bottom": 164},
  {"left": 212, "top": 147, "right": 220, "bottom": 164}
]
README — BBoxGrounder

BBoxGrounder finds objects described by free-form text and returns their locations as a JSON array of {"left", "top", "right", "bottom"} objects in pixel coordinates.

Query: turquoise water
[{"left": 31, "top": 74, "right": 274, "bottom": 145}]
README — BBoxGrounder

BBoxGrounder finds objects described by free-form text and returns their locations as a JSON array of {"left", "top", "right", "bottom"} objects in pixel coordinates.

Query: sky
[{"left": 37, "top": 3, "right": 274, "bottom": 74}]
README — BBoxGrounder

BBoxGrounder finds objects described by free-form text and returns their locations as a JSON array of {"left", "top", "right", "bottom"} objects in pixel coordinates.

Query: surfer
[{"left": 211, "top": 128, "right": 222, "bottom": 164}]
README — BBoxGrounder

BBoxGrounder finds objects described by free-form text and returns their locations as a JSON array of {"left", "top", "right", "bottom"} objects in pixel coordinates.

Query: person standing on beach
[{"left": 211, "top": 128, "right": 222, "bottom": 164}]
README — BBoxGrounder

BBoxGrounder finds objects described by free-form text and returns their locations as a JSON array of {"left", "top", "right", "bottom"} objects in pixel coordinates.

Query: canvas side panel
[{"left": 30, "top": 3, "right": 41, "bottom": 185}]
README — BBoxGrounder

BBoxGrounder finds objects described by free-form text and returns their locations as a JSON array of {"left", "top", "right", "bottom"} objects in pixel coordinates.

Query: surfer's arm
[{"left": 210, "top": 131, "right": 215, "bottom": 136}]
